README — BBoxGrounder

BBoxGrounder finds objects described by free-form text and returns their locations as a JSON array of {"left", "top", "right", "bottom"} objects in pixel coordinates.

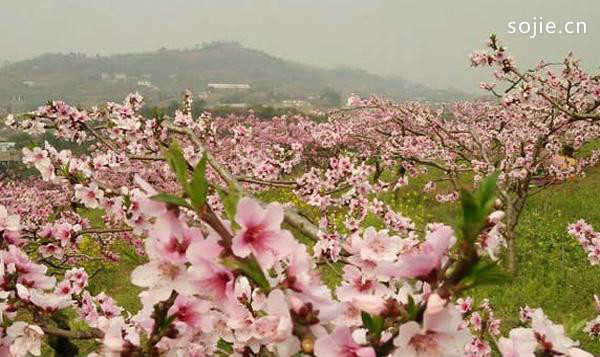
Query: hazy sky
[{"left": 1, "top": 0, "right": 599, "bottom": 93}]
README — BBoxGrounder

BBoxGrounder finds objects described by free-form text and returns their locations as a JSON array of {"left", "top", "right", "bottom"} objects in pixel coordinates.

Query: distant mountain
[{"left": 0, "top": 41, "right": 465, "bottom": 112}]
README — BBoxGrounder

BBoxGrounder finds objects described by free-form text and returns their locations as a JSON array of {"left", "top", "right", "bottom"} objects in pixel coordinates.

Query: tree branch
[{"left": 165, "top": 123, "right": 321, "bottom": 241}]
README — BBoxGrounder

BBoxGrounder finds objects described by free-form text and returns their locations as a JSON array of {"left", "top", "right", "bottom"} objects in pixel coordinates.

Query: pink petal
[
  {"left": 187, "top": 236, "right": 222, "bottom": 266},
  {"left": 131, "top": 262, "right": 159, "bottom": 288},
  {"left": 426, "top": 225, "right": 454, "bottom": 254},
  {"left": 235, "top": 197, "right": 265, "bottom": 229},
  {"left": 232, "top": 233, "right": 253, "bottom": 258},
  {"left": 393, "top": 321, "right": 420, "bottom": 350},
  {"left": 262, "top": 202, "right": 284, "bottom": 230}
]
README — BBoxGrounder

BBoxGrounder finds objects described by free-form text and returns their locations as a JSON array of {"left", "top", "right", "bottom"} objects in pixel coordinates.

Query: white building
[
  {"left": 216, "top": 103, "right": 248, "bottom": 108},
  {"left": 0, "top": 142, "right": 16, "bottom": 152},
  {"left": 207, "top": 83, "right": 251, "bottom": 90},
  {"left": 281, "top": 99, "right": 309, "bottom": 107}
]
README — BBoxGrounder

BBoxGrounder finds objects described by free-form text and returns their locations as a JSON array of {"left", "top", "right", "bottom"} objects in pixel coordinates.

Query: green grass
[
  {"left": 474, "top": 166, "right": 600, "bottom": 354},
  {"left": 78, "top": 208, "right": 144, "bottom": 313},
  {"left": 384, "top": 166, "right": 600, "bottom": 353}
]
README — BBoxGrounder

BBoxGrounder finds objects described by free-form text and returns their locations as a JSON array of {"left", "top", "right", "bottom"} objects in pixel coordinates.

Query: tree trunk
[
  {"left": 506, "top": 229, "right": 517, "bottom": 275},
  {"left": 504, "top": 195, "right": 526, "bottom": 275}
]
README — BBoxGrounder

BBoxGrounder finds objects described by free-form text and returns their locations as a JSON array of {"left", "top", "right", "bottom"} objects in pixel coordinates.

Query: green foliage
[
  {"left": 150, "top": 193, "right": 191, "bottom": 209},
  {"left": 405, "top": 295, "right": 420, "bottom": 321},
  {"left": 319, "top": 87, "right": 342, "bottom": 107},
  {"left": 473, "top": 167, "right": 600, "bottom": 355},
  {"left": 218, "top": 182, "right": 241, "bottom": 229},
  {"left": 361, "top": 311, "right": 384, "bottom": 339},
  {"left": 154, "top": 143, "right": 209, "bottom": 211},
  {"left": 448, "top": 173, "right": 512, "bottom": 291},
  {"left": 459, "top": 173, "right": 498, "bottom": 243},
  {"left": 222, "top": 255, "right": 271, "bottom": 293},
  {"left": 190, "top": 153, "right": 209, "bottom": 210},
  {"left": 155, "top": 138, "right": 272, "bottom": 297},
  {"left": 162, "top": 140, "right": 190, "bottom": 193},
  {"left": 388, "top": 167, "right": 600, "bottom": 354}
]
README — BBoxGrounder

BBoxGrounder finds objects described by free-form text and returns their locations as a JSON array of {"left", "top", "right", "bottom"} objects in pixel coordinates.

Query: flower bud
[{"left": 301, "top": 337, "right": 314, "bottom": 354}]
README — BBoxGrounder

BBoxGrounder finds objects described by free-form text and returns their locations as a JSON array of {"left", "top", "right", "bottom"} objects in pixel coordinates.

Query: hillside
[{"left": 0, "top": 42, "right": 464, "bottom": 112}]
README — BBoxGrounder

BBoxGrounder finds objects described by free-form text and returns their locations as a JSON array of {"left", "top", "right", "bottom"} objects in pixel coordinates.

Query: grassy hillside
[
  {"left": 475, "top": 167, "right": 600, "bottom": 354},
  {"left": 0, "top": 42, "right": 464, "bottom": 112}
]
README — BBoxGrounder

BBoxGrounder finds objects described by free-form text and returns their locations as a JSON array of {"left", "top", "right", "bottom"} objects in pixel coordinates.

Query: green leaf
[
  {"left": 220, "top": 257, "right": 240, "bottom": 271},
  {"left": 218, "top": 182, "right": 240, "bottom": 228},
  {"left": 361, "top": 312, "right": 383, "bottom": 337},
  {"left": 361, "top": 311, "right": 375, "bottom": 331},
  {"left": 216, "top": 339, "right": 233, "bottom": 355},
  {"left": 151, "top": 193, "right": 191, "bottom": 209},
  {"left": 222, "top": 256, "right": 270, "bottom": 293},
  {"left": 122, "top": 194, "right": 132, "bottom": 209},
  {"left": 406, "top": 295, "right": 419, "bottom": 320},
  {"left": 240, "top": 256, "right": 271, "bottom": 293},
  {"left": 190, "top": 153, "right": 209, "bottom": 210},
  {"left": 163, "top": 140, "right": 190, "bottom": 193},
  {"left": 461, "top": 261, "right": 511, "bottom": 288},
  {"left": 459, "top": 173, "right": 499, "bottom": 242},
  {"left": 476, "top": 172, "right": 499, "bottom": 212},
  {"left": 460, "top": 189, "right": 482, "bottom": 243}
]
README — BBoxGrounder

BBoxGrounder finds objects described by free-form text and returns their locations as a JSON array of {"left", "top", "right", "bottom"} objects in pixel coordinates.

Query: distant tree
[{"left": 319, "top": 87, "right": 342, "bottom": 107}]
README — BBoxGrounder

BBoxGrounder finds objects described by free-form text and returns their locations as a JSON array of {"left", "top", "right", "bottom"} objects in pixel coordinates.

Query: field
[
  {"left": 5, "top": 92, "right": 600, "bottom": 356},
  {"left": 472, "top": 167, "right": 600, "bottom": 354},
  {"left": 81, "top": 163, "right": 600, "bottom": 355}
]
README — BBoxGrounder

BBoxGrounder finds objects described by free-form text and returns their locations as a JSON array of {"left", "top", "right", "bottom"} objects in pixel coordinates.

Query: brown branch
[
  {"left": 236, "top": 176, "right": 297, "bottom": 188},
  {"left": 41, "top": 324, "right": 103, "bottom": 340},
  {"left": 129, "top": 155, "right": 165, "bottom": 162},
  {"left": 146, "top": 292, "right": 178, "bottom": 356},
  {"left": 82, "top": 121, "right": 119, "bottom": 152},
  {"left": 74, "top": 227, "right": 133, "bottom": 238}
]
